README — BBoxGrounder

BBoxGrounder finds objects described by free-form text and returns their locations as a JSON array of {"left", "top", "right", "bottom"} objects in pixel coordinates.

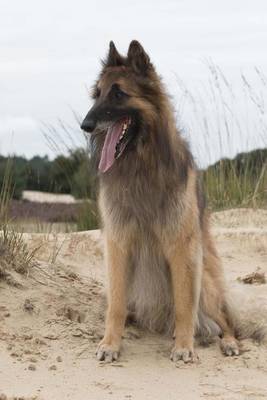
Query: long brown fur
[{"left": 81, "top": 41, "right": 261, "bottom": 363}]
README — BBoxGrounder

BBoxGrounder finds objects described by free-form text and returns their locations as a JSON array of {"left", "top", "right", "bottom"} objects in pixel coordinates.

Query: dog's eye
[
  {"left": 115, "top": 88, "right": 125, "bottom": 100},
  {"left": 112, "top": 84, "right": 128, "bottom": 100}
]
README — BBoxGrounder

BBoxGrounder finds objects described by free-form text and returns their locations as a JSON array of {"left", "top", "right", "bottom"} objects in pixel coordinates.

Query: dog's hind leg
[{"left": 200, "top": 296, "right": 240, "bottom": 356}]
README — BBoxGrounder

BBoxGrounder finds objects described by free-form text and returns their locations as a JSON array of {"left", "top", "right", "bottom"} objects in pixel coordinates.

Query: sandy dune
[{"left": 0, "top": 209, "right": 267, "bottom": 400}]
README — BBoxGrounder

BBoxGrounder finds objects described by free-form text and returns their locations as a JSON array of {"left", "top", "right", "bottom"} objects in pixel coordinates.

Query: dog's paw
[
  {"left": 170, "top": 346, "right": 197, "bottom": 364},
  {"left": 220, "top": 337, "right": 240, "bottom": 356},
  {"left": 96, "top": 341, "right": 120, "bottom": 362}
]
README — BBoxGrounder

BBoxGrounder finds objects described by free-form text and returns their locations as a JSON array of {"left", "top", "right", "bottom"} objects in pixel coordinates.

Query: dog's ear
[
  {"left": 127, "top": 40, "right": 152, "bottom": 75},
  {"left": 104, "top": 41, "right": 124, "bottom": 67}
]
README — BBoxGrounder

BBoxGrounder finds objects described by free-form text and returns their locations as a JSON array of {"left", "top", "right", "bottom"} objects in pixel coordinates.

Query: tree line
[{"left": 0, "top": 149, "right": 96, "bottom": 200}]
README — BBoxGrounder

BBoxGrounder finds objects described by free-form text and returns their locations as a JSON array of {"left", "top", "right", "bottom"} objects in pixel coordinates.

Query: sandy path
[{"left": 0, "top": 209, "right": 267, "bottom": 400}]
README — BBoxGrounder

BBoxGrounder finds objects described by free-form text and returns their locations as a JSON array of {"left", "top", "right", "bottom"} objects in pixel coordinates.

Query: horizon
[{"left": 1, "top": 142, "right": 266, "bottom": 171}]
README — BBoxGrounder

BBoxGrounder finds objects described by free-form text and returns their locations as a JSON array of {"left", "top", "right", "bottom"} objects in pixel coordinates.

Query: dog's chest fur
[{"left": 99, "top": 160, "right": 185, "bottom": 235}]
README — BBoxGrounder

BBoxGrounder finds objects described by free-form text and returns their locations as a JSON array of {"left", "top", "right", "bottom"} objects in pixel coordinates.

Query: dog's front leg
[
  {"left": 96, "top": 238, "right": 127, "bottom": 362},
  {"left": 165, "top": 235, "right": 202, "bottom": 364}
]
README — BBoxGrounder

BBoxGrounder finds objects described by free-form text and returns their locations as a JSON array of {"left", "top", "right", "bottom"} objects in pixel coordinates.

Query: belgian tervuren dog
[{"left": 81, "top": 41, "right": 245, "bottom": 363}]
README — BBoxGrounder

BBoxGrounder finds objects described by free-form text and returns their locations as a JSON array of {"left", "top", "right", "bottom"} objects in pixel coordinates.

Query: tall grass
[
  {"left": 0, "top": 159, "right": 38, "bottom": 283},
  {"left": 174, "top": 64, "right": 267, "bottom": 210},
  {"left": 76, "top": 200, "right": 99, "bottom": 231},
  {"left": 0, "top": 158, "right": 14, "bottom": 223},
  {"left": 203, "top": 150, "right": 267, "bottom": 210}
]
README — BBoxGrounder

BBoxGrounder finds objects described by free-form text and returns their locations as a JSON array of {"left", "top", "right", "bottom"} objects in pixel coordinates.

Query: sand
[
  {"left": 22, "top": 191, "right": 79, "bottom": 204},
  {"left": 0, "top": 208, "right": 267, "bottom": 400}
]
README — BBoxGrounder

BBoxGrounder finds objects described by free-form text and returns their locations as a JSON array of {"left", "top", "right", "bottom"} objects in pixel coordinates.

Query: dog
[{"left": 80, "top": 40, "right": 244, "bottom": 363}]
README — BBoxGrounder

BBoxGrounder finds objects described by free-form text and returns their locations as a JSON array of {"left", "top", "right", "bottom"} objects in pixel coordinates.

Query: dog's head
[{"left": 81, "top": 41, "right": 168, "bottom": 173}]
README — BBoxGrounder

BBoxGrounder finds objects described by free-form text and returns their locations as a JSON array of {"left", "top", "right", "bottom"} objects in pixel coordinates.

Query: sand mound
[
  {"left": 212, "top": 207, "right": 267, "bottom": 229},
  {"left": 0, "top": 209, "right": 267, "bottom": 399}
]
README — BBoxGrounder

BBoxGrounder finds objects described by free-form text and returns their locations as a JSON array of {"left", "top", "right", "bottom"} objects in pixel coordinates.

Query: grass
[
  {"left": 0, "top": 158, "right": 14, "bottom": 224},
  {"left": 203, "top": 149, "right": 267, "bottom": 210},
  {"left": 76, "top": 199, "right": 99, "bottom": 231},
  {"left": 0, "top": 160, "right": 38, "bottom": 285},
  {"left": 0, "top": 225, "right": 38, "bottom": 274}
]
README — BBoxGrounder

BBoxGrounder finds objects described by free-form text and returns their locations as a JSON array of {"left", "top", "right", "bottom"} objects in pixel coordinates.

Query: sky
[{"left": 0, "top": 0, "right": 267, "bottom": 166}]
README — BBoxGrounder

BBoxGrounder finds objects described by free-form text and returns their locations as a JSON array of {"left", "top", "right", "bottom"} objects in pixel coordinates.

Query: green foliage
[
  {"left": 0, "top": 150, "right": 99, "bottom": 231},
  {"left": 0, "top": 149, "right": 96, "bottom": 201},
  {"left": 0, "top": 157, "right": 14, "bottom": 222},
  {"left": 203, "top": 148, "right": 267, "bottom": 210},
  {"left": 76, "top": 200, "right": 99, "bottom": 231}
]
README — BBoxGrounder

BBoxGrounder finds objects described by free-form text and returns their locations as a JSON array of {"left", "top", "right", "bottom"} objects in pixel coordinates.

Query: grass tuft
[{"left": 0, "top": 159, "right": 38, "bottom": 285}]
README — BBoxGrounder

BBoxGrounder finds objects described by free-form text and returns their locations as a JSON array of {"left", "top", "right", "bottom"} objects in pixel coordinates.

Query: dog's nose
[{"left": 80, "top": 118, "right": 96, "bottom": 133}]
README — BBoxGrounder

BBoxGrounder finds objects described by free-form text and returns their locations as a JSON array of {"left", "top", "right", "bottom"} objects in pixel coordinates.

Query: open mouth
[{"left": 98, "top": 117, "right": 131, "bottom": 173}]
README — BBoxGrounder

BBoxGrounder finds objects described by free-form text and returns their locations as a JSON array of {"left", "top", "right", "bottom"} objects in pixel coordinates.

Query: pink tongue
[{"left": 98, "top": 121, "right": 124, "bottom": 173}]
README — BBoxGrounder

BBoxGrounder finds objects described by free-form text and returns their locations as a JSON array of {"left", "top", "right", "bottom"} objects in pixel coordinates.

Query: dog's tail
[
  {"left": 197, "top": 284, "right": 267, "bottom": 344},
  {"left": 227, "top": 284, "right": 267, "bottom": 343}
]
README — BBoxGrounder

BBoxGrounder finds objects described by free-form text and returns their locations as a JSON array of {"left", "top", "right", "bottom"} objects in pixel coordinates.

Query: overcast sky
[{"left": 0, "top": 0, "right": 266, "bottom": 166}]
